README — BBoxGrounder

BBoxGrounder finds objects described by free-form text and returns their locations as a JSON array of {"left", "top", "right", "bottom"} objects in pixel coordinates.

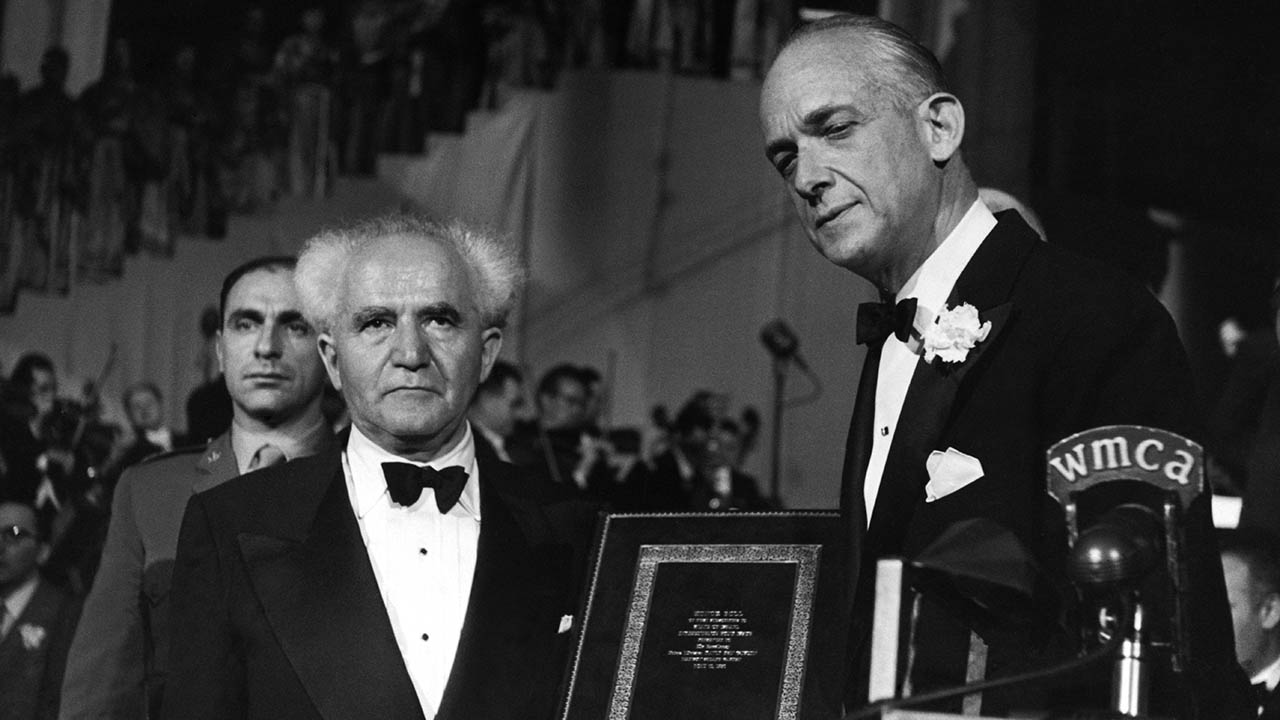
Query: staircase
[{"left": 0, "top": 175, "right": 410, "bottom": 429}]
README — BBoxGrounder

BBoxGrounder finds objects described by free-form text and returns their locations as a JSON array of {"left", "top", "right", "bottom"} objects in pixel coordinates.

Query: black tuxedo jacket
[
  {"left": 161, "top": 447, "right": 598, "bottom": 720},
  {"left": 839, "top": 211, "right": 1250, "bottom": 718},
  {"left": 0, "top": 579, "right": 81, "bottom": 720},
  {"left": 1261, "top": 682, "right": 1280, "bottom": 720}
]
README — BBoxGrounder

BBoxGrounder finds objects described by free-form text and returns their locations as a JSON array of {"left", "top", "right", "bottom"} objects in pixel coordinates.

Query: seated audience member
[
  {"left": 1222, "top": 530, "right": 1280, "bottom": 719},
  {"left": 159, "top": 214, "right": 596, "bottom": 720},
  {"left": 1, "top": 354, "right": 59, "bottom": 504},
  {"left": 116, "top": 382, "right": 181, "bottom": 471},
  {"left": 0, "top": 500, "right": 82, "bottom": 720},
  {"left": 60, "top": 257, "right": 334, "bottom": 720},
  {"left": 578, "top": 364, "right": 605, "bottom": 431},
  {"left": 641, "top": 395, "right": 716, "bottom": 511},
  {"left": 689, "top": 417, "right": 770, "bottom": 512},
  {"left": 508, "top": 363, "right": 592, "bottom": 486},
  {"left": 467, "top": 360, "right": 525, "bottom": 463},
  {"left": 0, "top": 359, "right": 118, "bottom": 595},
  {"left": 597, "top": 428, "right": 651, "bottom": 511}
]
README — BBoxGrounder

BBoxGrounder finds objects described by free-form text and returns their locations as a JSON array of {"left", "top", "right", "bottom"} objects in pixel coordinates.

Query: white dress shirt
[
  {"left": 343, "top": 422, "right": 482, "bottom": 718},
  {"left": 862, "top": 199, "right": 997, "bottom": 526},
  {"left": 143, "top": 427, "right": 174, "bottom": 452},
  {"left": 1253, "top": 653, "right": 1280, "bottom": 692}
]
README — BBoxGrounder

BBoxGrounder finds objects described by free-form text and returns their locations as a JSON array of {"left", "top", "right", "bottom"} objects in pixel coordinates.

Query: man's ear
[
  {"left": 478, "top": 328, "right": 504, "bottom": 384},
  {"left": 1260, "top": 592, "right": 1280, "bottom": 631},
  {"left": 916, "top": 92, "right": 965, "bottom": 163},
  {"left": 317, "top": 333, "right": 343, "bottom": 392}
]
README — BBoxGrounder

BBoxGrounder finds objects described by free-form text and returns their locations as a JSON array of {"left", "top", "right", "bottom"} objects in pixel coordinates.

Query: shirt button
[
  {"left": 880, "top": 426, "right": 889, "bottom": 436},
  {"left": 419, "top": 548, "right": 428, "bottom": 556},
  {"left": 421, "top": 633, "right": 429, "bottom": 641}
]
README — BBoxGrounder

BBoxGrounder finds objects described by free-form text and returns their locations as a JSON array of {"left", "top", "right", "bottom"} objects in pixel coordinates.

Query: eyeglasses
[{"left": 0, "top": 525, "right": 38, "bottom": 546}]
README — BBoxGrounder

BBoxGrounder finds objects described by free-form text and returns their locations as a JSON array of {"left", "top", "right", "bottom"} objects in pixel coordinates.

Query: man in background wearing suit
[
  {"left": 1222, "top": 530, "right": 1280, "bottom": 719},
  {"left": 467, "top": 360, "right": 525, "bottom": 464},
  {"left": 162, "top": 215, "right": 597, "bottom": 720},
  {"left": 1, "top": 500, "right": 80, "bottom": 720},
  {"left": 759, "top": 13, "right": 1248, "bottom": 718},
  {"left": 61, "top": 256, "right": 333, "bottom": 719}
]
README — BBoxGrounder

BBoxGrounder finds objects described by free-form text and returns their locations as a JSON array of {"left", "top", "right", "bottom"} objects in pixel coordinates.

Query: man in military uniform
[{"left": 59, "top": 256, "right": 333, "bottom": 719}]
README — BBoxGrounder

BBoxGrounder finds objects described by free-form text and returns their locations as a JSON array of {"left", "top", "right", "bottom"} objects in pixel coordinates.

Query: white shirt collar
[
  {"left": 3, "top": 575, "right": 39, "bottom": 621},
  {"left": 143, "top": 427, "right": 174, "bottom": 451},
  {"left": 897, "top": 198, "right": 997, "bottom": 322},
  {"left": 345, "top": 422, "right": 481, "bottom": 520},
  {"left": 672, "top": 444, "right": 695, "bottom": 481},
  {"left": 1253, "top": 652, "right": 1280, "bottom": 691}
]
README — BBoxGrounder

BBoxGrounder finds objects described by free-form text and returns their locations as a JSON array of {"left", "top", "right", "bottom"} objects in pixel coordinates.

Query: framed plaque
[{"left": 558, "top": 512, "right": 845, "bottom": 720}]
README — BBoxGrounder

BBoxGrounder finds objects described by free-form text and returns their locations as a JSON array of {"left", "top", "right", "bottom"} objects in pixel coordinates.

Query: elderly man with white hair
[{"left": 161, "top": 215, "right": 598, "bottom": 720}]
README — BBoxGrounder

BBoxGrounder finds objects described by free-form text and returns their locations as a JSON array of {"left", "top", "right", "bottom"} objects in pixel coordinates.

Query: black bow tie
[
  {"left": 856, "top": 296, "right": 918, "bottom": 345},
  {"left": 382, "top": 462, "right": 469, "bottom": 513}
]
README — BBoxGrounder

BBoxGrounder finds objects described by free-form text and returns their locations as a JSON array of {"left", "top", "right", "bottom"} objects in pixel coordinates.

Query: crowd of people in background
[
  {"left": 0, "top": 0, "right": 791, "bottom": 315},
  {"left": 0, "top": 348, "right": 772, "bottom": 587}
]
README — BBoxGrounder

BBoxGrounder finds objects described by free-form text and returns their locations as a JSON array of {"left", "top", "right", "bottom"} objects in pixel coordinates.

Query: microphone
[
  {"left": 1046, "top": 425, "right": 1206, "bottom": 717},
  {"left": 760, "top": 319, "right": 809, "bottom": 372},
  {"left": 1068, "top": 503, "right": 1164, "bottom": 589}
]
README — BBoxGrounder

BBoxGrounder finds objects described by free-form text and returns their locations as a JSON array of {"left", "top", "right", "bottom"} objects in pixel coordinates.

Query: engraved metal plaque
[{"left": 558, "top": 513, "right": 844, "bottom": 720}]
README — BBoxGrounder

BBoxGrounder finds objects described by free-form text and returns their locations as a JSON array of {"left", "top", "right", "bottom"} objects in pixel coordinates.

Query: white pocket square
[
  {"left": 558, "top": 614, "right": 574, "bottom": 634},
  {"left": 924, "top": 448, "right": 984, "bottom": 502}
]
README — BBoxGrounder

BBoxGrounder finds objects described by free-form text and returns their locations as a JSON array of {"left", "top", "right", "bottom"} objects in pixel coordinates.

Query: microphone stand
[
  {"left": 769, "top": 355, "right": 787, "bottom": 504},
  {"left": 1111, "top": 595, "right": 1150, "bottom": 717}
]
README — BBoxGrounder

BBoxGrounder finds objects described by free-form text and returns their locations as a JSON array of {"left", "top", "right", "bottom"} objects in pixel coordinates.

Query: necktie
[
  {"left": 248, "top": 444, "right": 287, "bottom": 470},
  {"left": 1254, "top": 682, "right": 1269, "bottom": 710},
  {"left": 382, "top": 462, "right": 469, "bottom": 513},
  {"left": 856, "top": 296, "right": 918, "bottom": 346}
]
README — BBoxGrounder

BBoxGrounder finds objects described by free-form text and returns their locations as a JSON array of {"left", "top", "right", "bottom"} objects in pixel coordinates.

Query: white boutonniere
[
  {"left": 921, "top": 303, "right": 991, "bottom": 365},
  {"left": 19, "top": 623, "right": 47, "bottom": 651}
]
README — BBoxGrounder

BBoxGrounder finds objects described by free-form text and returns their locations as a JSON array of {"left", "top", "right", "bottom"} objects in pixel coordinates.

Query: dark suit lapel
[
  {"left": 1262, "top": 685, "right": 1280, "bottom": 720},
  {"left": 867, "top": 211, "right": 1037, "bottom": 553},
  {"left": 236, "top": 456, "right": 424, "bottom": 720},
  {"left": 841, "top": 342, "right": 880, "bottom": 601},
  {"left": 437, "top": 460, "right": 568, "bottom": 719},
  {"left": 0, "top": 581, "right": 59, "bottom": 666},
  {"left": 948, "top": 210, "right": 1039, "bottom": 312}
]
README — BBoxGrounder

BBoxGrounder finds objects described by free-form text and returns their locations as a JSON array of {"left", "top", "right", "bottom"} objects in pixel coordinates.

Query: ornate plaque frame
[{"left": 558, "top": 512, "right": 844, "bottom": 720}]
